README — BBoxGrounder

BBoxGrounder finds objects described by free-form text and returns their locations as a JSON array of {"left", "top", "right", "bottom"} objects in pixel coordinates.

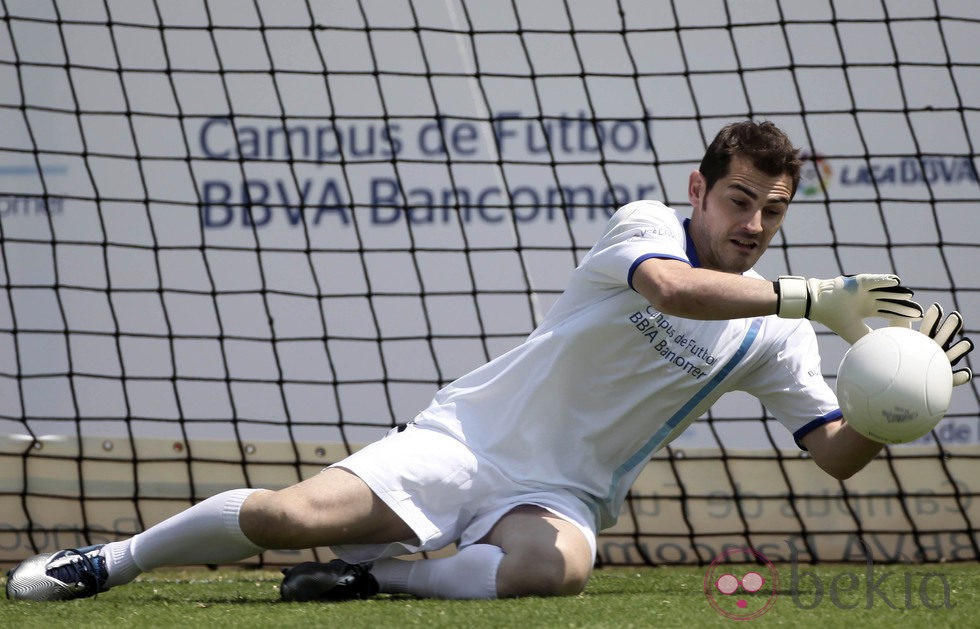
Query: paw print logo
[
  {"left": 703, "top": 547, "right": 779, "bottom": 620},
  {"left": 715, "top": 570, "right": 765, "bottom": 609}
]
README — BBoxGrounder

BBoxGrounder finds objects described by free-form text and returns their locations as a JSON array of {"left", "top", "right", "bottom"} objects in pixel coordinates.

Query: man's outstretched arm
[
  {"left": 632, "top": 257, "right": 922, "bottom": 343},
  {"left": 631, "top": 258, "right": 778, "bottom": 320}
]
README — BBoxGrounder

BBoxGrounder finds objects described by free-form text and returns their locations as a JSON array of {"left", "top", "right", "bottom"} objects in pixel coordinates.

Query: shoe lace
[{"left": 49, "top": 548, "right": 107, "bottom": 596}]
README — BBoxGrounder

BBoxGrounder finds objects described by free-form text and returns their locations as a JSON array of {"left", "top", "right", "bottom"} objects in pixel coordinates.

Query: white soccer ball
[{"left": 836, "top": 326, "right": 952, "bottom": 444}]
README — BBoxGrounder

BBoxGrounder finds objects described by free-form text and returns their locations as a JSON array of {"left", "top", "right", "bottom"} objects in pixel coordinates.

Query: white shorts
[{"left": 329, "top": 423, "right": 598, "bottom": 564}]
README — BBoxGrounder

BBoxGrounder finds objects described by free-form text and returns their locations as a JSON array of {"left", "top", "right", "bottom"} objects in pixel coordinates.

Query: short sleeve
[
  {"left": 738, "top": 319, "right": 842, "bottom": 448},
  {"left": 581, "top": 201, "right": 691, "bottom": 289}
]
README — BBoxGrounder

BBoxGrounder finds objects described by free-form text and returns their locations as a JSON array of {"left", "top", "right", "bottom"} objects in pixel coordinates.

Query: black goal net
[{"left": 0, "top": 0, "right": 976, "bottom": 566}]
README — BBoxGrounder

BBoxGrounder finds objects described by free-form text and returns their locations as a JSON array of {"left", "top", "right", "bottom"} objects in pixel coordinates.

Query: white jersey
[{"left": 413, "top": 200, "right": 840, "bottom": 529}]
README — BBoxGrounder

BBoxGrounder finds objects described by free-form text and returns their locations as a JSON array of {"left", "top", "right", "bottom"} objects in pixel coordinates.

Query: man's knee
[
  {"left": 498, "top": 545, "right": 592, "bottom": 597},
  {"left": 240, "top": 481, "right": 359, "bottom": 550},
  {"left": 239, "top": 488, "right": 309, "bottom": 549},
  {"left": 517, "top": 548, "right": 591, "bottom": 596},
  {"left": 486, "top": 505, "right": 595, "bottom": 597},
  {"left": 240, "top": 482, "right": 363, "bottom": 549}
]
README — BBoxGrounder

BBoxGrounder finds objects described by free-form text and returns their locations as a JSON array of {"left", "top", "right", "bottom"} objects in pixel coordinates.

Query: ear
[{"left": 688, "top": 170, "right": 705, "bottom": 210}]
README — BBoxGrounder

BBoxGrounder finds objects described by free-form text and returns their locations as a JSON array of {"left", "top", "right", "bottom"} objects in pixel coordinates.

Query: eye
[{"left": 730, "top": 197, "right": 749, "bottom": 208}]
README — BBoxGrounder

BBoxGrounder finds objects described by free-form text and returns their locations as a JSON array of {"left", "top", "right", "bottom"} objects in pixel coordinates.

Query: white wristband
[{"left": 777, "top": 276, "right": 809, "bottom": 319}]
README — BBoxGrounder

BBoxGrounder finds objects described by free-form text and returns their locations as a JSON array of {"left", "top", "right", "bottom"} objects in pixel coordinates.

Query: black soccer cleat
[{"left": 279, "top": 559, "right": 379, "bottom": 602}]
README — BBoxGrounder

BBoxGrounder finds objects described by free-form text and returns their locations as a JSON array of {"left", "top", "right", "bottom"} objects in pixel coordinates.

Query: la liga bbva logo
[
  {"left": 703, "top": 544, "right": 954, "bottom": 620},
  {"left": 797, "top": 150, "right": 979, "bottom": 197},
  {"left": 799, "top": 151, "right": 833, "bottom": 197}
]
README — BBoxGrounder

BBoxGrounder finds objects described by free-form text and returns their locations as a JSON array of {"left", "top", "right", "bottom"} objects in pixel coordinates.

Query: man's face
[{"left": 687, "top": 155, "right": 793, "bottom": 273}]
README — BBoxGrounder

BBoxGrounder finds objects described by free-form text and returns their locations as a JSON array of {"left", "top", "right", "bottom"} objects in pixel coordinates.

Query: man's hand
[
  {"left": 919, "top": 303, "right": 974, "bottom": 386},
  {"left": 776, "top": 274, "right": 923, "bottom": 344}
]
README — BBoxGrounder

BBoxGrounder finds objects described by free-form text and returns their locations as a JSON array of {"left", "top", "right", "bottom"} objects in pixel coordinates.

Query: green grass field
[{"left": 2, "top": 563, "right": 976, "bottom": 628}]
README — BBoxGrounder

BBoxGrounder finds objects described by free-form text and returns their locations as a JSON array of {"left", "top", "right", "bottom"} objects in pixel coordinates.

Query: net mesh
[{"left": 0, "top": 0, "right": 977, "bottom": 566}]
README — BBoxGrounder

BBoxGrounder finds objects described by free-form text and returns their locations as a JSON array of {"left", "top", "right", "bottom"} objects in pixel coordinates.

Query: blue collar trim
[{"left": 683, "top": 218, "right": 701, "bottom": 268}]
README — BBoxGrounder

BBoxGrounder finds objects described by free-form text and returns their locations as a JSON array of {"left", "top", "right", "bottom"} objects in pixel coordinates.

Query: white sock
[
  {"left": 370, "top": 544, "right": 503, "bottom": 599},
  {"left": 103, "top": 488, "right": 264, "bottom": 587}
]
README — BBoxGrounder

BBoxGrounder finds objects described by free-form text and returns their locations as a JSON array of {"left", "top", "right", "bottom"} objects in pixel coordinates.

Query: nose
[{"left": 743, "top": 210, "right": 763, "bottom": 235}]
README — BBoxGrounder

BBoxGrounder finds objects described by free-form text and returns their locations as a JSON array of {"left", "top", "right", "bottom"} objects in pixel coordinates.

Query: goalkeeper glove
[
  {"left": 919, "top": 302, "right": 974, "bottom": 387},
  {"left": 775, "top": 274, "right": 923, "bottom": 344}
]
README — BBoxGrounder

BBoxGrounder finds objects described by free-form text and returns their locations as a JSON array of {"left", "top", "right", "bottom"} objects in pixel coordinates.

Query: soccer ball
[{"left": 836, "top": 326, "right": 952, "bottom": 444}]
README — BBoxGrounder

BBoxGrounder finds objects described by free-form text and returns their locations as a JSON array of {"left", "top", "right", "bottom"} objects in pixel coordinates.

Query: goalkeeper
[{"left": 7, "top": 120, "right": 974, "bottom": 603}]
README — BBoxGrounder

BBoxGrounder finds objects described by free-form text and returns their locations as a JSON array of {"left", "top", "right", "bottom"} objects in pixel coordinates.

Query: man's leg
[
  {"left": 240, "top": 467, "right": 415, "bottom": 549},
  {"left": 107, "top": 467, "right": 413, "bottom": 582},
  {"left": 368, "top": 504, "right": 594, "bottom": 599},
  {"left": 7, "top": 467, "right": 415, "bottom": 601},
  {"left": 103, "top": 487, "right": 263, "bottom": 587}
]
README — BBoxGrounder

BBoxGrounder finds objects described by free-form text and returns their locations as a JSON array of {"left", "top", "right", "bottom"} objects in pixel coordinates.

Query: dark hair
[{"left": 699, "top": 120, "right": 802, "bottom": 198}]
